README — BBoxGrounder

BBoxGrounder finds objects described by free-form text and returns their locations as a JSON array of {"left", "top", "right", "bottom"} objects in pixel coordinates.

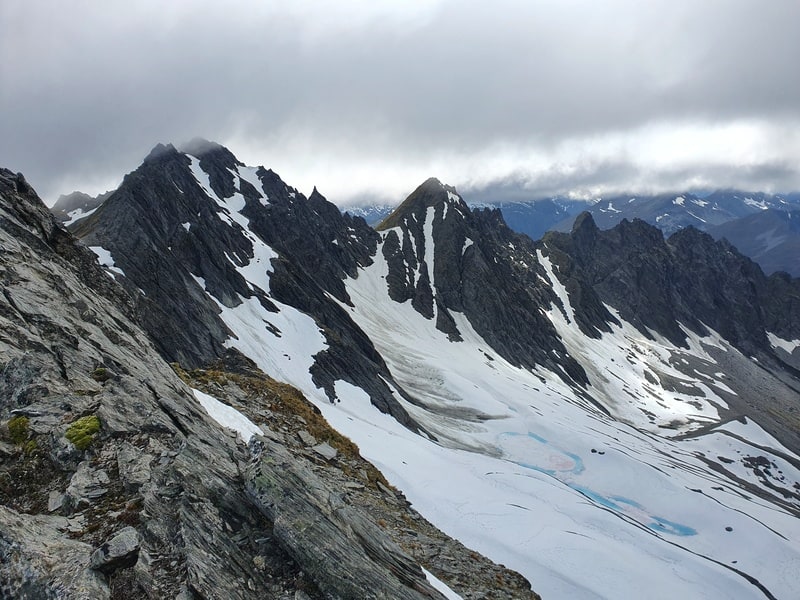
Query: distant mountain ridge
[
  {"left": 708, "top": 209, "right": 800, "bottom": 276},
  {"left": 345, "top": 188, "right": 800, "bottom": 275},
  {"left": 51, "top": 189, "right": 111, "bottom": 225}
]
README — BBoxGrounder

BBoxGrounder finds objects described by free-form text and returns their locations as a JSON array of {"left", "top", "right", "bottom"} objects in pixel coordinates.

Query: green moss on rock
[
  {"left": 66, "top": 415, "right": 101, "bottom": 450},
  {"left": 91, "top": 367, "right": 111, "bottom": 383},
  {"left": 8, "top": 416, "right": 30, "bottom": 445}
]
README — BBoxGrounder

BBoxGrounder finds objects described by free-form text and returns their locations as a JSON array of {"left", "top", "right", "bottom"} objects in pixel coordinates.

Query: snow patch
[
  {"left": 326, "top": 243, "right": 800, "bottom": 599},
  {"left": 192, "top": 388, "right": 261, "bottom": 443},
  {"left": 423, "top": 568, "right": 463, "bottom": 600},
  {"left": 767, "top": 332, "right": 800, "bottom": 354},
  {"left": 64, "top": 206, "right": 100, "bottom": 226},
  {"left": 687, "top": 211, "right": 707, "bottom": 223},
  {"left": 744, "top": 197, "right": 769, "bottom": 210},
  {"left": 540, "top": 250, "right": 727, "bottom": 433},
  {"left": 212, "top": 294, "right": 326, "bottom": 401},
  {"left": 673, "top": 196, "right": 686, "bottom": 206},
  {"left": 88, "top": 245, "right": 125, "bottom": 277}
]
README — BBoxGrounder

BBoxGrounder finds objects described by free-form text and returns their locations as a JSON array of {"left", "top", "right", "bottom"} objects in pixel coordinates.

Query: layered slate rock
[
  {"left": 89, "top": 526, "right": 140, "bottom": 575},
  {"left": 70, "top": 141, "right": 420, "bottom": 430},
  {"left": 246, "top": 435, "right": 440, "bottom": 600},
  {"left": 378, "top": 178, "right": 588, "bottom": 384},
  {"left": 1, "top": 167, "right": 309, "bottom": 598}
]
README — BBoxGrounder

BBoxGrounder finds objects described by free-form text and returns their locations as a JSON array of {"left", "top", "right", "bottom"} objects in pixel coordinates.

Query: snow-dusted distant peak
[{"left": 767, "top": 332, "right": 800, "bottom": 354}]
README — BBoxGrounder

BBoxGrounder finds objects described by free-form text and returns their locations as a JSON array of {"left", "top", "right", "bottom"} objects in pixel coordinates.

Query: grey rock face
[
  {"left": 69, "top": 142, "right": 422, "bottom": 431},
  {"left": 0, "top": 168, "right": 320, "bottom": 597},
  {"left": 378, "top": 178, "right": 588, "bottom": 384},
  {"left": 89, "top": 526, "right": 140, "bottom": 575},
  {"left": 64, "top": 462, "right": 110, "bottom": 512},
  {"left": 0, "top": 506, "right": 109, "bottom": 599},
  {"left": 115, "top": 441, "right": 151, "bottom": 493},
  {"left": 246, "top": 438, "right": 441, "bottom": 600}
]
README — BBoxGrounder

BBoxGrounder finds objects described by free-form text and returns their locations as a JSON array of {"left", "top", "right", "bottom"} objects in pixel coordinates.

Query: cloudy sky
[{"left": 2, "top": 0, "right": 799, "bottom": 206}]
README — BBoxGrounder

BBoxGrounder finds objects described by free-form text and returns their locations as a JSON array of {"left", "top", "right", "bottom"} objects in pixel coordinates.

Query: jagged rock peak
[
  {"left": 52, "top": 190, "right": 95, "bottom": 213},
  {"left": 0, "top": 168, "right": 59, "bottom": 240},
  {"left": 377, "top": 177, "right": 467, "bottom": 230},
  {"left": 143, "top": 142, "right": 179, "bottom": 163},
  {"left": 181, "top": 137, "right": 242, "bottom": 171},
  {"left": 571, "top": 210, "right": 597, "bottom": 235}
]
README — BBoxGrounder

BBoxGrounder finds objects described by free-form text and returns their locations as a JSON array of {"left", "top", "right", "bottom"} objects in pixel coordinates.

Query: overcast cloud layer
[{"left": 2, "top": 0, "right": 799, "bottom": 205}]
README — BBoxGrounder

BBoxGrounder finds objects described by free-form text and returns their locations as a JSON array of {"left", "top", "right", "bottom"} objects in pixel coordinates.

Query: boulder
[{"left": 89, "top": 526, "right": 140, "bottom": 575}]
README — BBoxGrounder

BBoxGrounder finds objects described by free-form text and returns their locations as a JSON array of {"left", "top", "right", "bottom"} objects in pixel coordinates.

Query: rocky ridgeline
[
  {"left": 72, "top": 140, "right": 421, "bottom": 431},
  {"left": 179, "top": 362, "right": 536, "bottom": 600},
  {"left": 540, "top": 212, "right": 800, "bottom": 353},
  {"left": 540, "top": 212, "right": 800, "bottom": 450},
  {"left": 0, "top": 169, "right": 539, "bottom": 599}
]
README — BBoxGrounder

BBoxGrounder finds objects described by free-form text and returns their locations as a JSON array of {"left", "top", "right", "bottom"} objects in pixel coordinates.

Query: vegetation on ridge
[{"left": 65, "top": 414, "right": 101, "bottom": 450}]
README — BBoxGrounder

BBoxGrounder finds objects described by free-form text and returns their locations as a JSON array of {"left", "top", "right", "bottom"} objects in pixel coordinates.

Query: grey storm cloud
[{"left": 1, "top": 0, "right": 799, "bottom": 205}]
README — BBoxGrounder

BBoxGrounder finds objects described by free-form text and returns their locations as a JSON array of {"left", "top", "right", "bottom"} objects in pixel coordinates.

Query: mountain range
[
  {"left": 346, "top": 189, "right": 800, "bottom": 275},
  {"left": 3, "top": 139, "right": 800, "bottom": 599}
]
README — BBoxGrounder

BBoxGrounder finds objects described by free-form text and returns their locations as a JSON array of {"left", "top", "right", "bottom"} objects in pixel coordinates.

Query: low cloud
[{"left": 1, "top": 1, "right": 799, "bottom": 205}]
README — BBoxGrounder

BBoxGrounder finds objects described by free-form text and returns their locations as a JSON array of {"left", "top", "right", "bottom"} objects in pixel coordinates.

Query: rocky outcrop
[
  {"left": 378, "top": 178, "right": 588, "bottom": 384},
  {"left": 541, "top": 212, "right": 800, "bottom": 357},
  {"left": 89, "top": 526, "right": 140, "bottom": 575},
  {"left": 1, "top": 167, "right": 316, "bottom": 598},
  {"left": 1, "top": 506, "right": 108, "bottom": 599},
  {"left": 247, "top": 435, "right": 440, "bottom": 600}
]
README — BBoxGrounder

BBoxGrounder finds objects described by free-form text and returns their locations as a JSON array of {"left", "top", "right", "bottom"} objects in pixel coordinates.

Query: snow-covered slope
[
  {"left": 70, "top": 143, "right": 800, "bottom": 600},
  {"left": 317, "top": 203, "right": 800, "bottom": 599}
]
